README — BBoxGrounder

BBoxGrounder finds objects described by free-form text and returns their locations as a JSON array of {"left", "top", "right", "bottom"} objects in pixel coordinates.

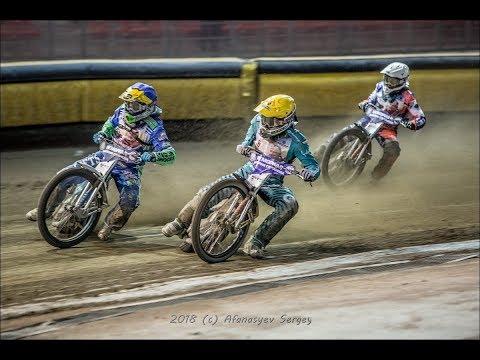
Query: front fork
[
  {"left": 341, "top": 128, "right": 374, "bottom": 167},
  {"left": 352, "top": 138, "right": 373, "bottom": 166},
  {"left": 72, "top": 166, "right": 114, "bottom": 218},
  {"left": 232, "top": 174, "right": 269, "bottom": 231}
]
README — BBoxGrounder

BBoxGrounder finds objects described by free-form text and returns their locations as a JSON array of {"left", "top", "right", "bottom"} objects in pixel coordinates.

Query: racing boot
[
  {"left": 26, "top": 208, "right": 38, "bottom": 221},
  {"left": 97, "top": 223, "right": 114, "bottom": 242},
  {"left": 162, "top": 218, "right": 187, "bottom": 238},
  {"left": 242, "top": 236, "right": 267, "bottom": 259},
  {"left": 26, "top": 205, "right": 57, "bottom": 222}
]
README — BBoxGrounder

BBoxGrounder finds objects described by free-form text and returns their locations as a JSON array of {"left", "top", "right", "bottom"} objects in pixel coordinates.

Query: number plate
[
  {"left": 95, "top": 160, "right": 116, "bottom": 176},
  {"left": 247, "top": 173, "right": 268, "bottom": 188},
  {"left": 364, "top": 122, "right": 382, "bottom": 136}
]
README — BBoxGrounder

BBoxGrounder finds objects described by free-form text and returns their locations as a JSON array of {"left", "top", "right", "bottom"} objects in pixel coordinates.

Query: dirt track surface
[
  {"left": 23, "top": 259, "right": 480, "bottom": 339},
  {"left": 1, "top": 112, "right": 479, "bottom": 338}
]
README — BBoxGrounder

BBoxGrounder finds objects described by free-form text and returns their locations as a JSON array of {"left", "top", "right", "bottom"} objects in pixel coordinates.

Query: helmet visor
[
  {"left": 124, "top": 101, "right": 148, "bottom": 115},
  {"left": 260, "top": 115, "right": 288, "bottom": 129},
  {"left": 383, "top": 74, "right": 405, "bottom": 89}
]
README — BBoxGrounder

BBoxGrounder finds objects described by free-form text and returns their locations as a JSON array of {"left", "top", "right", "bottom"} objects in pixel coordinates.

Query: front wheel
[
  {"left": 321, "top": 126, "right": 372, "bottom": 189},
  {"left": 37, "top": 167, "right": 104, "bottom": 248},
  {"left": 191, "top": 178, "right": 254, "bottom": 263}
]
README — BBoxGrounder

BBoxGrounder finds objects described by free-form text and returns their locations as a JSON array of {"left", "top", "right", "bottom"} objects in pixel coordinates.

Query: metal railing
[{"left": 1, "top": 20, "right": 479, "bottom": 62}]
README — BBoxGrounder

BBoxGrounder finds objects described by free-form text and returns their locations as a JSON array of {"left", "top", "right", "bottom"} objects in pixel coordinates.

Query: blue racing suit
[{"left": 60, "top": 105, "right": 175, "bottom": 230}]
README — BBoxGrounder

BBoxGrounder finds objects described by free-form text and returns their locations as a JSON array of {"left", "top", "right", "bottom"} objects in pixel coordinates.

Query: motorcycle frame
[
  {"left": 232, "top": 172, "right": 271, "bottom": 231},
  {"left": 68, "top": 159, "right": 118, "bottom": 218}
]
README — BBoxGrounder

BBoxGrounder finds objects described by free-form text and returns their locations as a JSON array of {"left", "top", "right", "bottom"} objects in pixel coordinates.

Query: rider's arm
[
  {"left": 240, "top": 115, "right": 260, "bottom": 147},
  {"left": 100, "top": 106, "right": 122, "bottom": 137},
  {"left": 401, "top": 91, "right": 426, "bottom": 131},
  {"left": 150, "top": 120, "right": 176, "bottom": 166},
  {"left": 291, "top": 130, "right": 320, "bottom": 181}
]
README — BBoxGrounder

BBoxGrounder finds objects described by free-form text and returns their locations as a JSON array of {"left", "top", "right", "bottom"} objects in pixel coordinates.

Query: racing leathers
[
  {"left": 168, "top": 114, "right": 320, "bottom": 250},
  {"left": 316, "top": 81, "right": 426, "bottom": 180},
  {"left": 33, "top": 104, "right": 175, "bottom": 233},
  {"left": 89, "top": 104, "right": 175, "bottom": 231}
]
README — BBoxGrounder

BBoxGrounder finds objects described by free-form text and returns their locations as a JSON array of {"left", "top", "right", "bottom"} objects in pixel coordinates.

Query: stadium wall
[{"left": 1, "top": 53, "right": 478, "bottom": 128}]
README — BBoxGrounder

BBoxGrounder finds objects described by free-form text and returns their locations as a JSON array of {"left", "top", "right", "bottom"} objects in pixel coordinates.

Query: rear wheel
[
  {"left": 191, "top": 178, "right": 254, "bottom": 263},
  {"left": 37, "top": 168, "right": 104, "bottom": 248},
  {"left": 321, "top": 126, "right": 372, "bottom": 189}
]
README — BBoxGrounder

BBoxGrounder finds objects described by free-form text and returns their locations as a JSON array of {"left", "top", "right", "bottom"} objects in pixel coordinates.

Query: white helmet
[{"left": 380, "top": 62, "right": 410, "bottom": 95}]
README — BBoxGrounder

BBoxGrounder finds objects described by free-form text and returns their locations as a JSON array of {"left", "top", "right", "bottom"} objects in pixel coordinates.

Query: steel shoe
[
  {"left": 26, "top": 208, "right": 38, "bottom": 221},
  {"left": 179, "top": 237, "right": 194, "bottom": 253},
  {"left": 97, "top": 224, "right": 114, "bottom": 242},
  {"left": 242, "top": 236, "right": 267, "bottom": 259}
]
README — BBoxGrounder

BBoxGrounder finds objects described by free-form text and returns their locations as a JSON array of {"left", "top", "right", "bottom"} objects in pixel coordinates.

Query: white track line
[
  {"left": 1, "top": 239, "right": 478, "bottom": 321},
  {"left": 445, "top": 254, "right": 479, "bottom": 263},
  {"left": 0, "top": 260, "right": 415, "bottom": 339}
]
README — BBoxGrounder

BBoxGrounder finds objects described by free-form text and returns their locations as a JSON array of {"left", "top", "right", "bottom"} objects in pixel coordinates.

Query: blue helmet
[{"left": 118, "top": 82, "right": 158, "bottom": 124}]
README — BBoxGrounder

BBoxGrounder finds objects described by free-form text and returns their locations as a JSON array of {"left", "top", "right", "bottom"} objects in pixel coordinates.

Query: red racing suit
[{"left": 360, "top": 81, "right": 426, "bottom": 144}]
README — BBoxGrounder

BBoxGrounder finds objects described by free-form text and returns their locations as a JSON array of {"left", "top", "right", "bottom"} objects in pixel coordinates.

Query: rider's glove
[
  {"left": 300, "top": 168, "right": 315, "bottom": 182},
  {"left": 381, "top": 116, "right": 402, "bottom": 126},
  {"left": 387, "top": 116, "right": 402, "bottom": 126},
  {"left": 140, "top": 152, "right": 154, "bottom": 163},
  {"left": 400, "top": 119, "right": 414, "bottom": 129},
  {"left": 358, "top": 100, "right": 369, "bottom": 111},
  {"left": 236, "top": 144, "right": 253, "bottom": 157},
  {"left": 146, "top": 149, "right": 176, "bottom": 165},
  {"left": 358, "top": 101, "right": 376, "bottom": 115},
  {"left": 93, "top": 131, "right": 107, "bottom": 144}
]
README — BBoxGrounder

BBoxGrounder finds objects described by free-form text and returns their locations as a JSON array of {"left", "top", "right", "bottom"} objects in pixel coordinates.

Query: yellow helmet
[
  {"left": 254, "top": 94, "right": 296, "bottom": 118},
  {"left": 254, "top": 94, "right": 297, "bottom": 137}
]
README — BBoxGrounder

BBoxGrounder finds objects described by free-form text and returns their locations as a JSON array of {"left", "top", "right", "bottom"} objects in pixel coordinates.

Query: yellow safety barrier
[
  {"left": 1, "top": 67, "right": 478, "bottom": 127},
  {"left": 259, "top": 69, "right": 479, "bottom": 117},
  {"left": 1, "top": 77, "right": 247, "bottom": 127}
]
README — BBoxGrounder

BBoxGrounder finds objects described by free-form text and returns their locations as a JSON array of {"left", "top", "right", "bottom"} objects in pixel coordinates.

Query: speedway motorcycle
[
  {"left": 320, "top": 103, "right": 402, "bottom": 188},
  {"left": 37, "top": 139, "right": 142, "bottom": 248},
  {"left": 190, "top": 147, "right": 310, "bottom": 263}
]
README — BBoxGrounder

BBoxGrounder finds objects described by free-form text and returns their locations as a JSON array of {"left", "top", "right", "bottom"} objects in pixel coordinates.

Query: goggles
[
  {"left": 124, "top": 101, "right": 148, "bottom": 114},
  {"left": 383, "top": 74, "right": 405, "bottom": 89},
  {"left": 260, "top": 111, "right": 295, "bottom": 129}
]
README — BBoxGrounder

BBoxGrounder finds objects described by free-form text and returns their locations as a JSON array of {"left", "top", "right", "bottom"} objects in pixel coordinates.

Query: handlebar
[
  {"left": 363, "top": 103, "right": 402, "bottom": 127},
  {"left": 100, "top": 138, "right": 143, "bottom": 165},
  {"left": 239, "top": 145, "right": 312, "bottom": 186}
]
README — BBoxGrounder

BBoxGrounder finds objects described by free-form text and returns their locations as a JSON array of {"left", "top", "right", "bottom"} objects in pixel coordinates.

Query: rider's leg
[
  {"left": 163, "top": 173, "right": 237, "bottom": 236},
  {"left": 243, "top": 185, "right": 299, "bottom": 259},
  {"left": 163, "top": 169, "right": 248, "bottom": 253},
  {"left": 164, "top": 174, "right": 238, "bottom": 253},
  {"left": 371, "top": 135, "right": 401, "bottom": 181},
  {"left": 98, "top": 167, "right": 141, "bottom": 241}
]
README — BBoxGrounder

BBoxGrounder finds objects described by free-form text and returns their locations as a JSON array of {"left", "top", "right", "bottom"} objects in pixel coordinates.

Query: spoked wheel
[
  {"left": 37, "top": 168, "right": 104, "bottom": 248},
  {"left": 191, "top": 178, "right": 256, "bottom": 263},
  {"left": 321, "top": 126, "right": 372, "bottom": 188}
]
